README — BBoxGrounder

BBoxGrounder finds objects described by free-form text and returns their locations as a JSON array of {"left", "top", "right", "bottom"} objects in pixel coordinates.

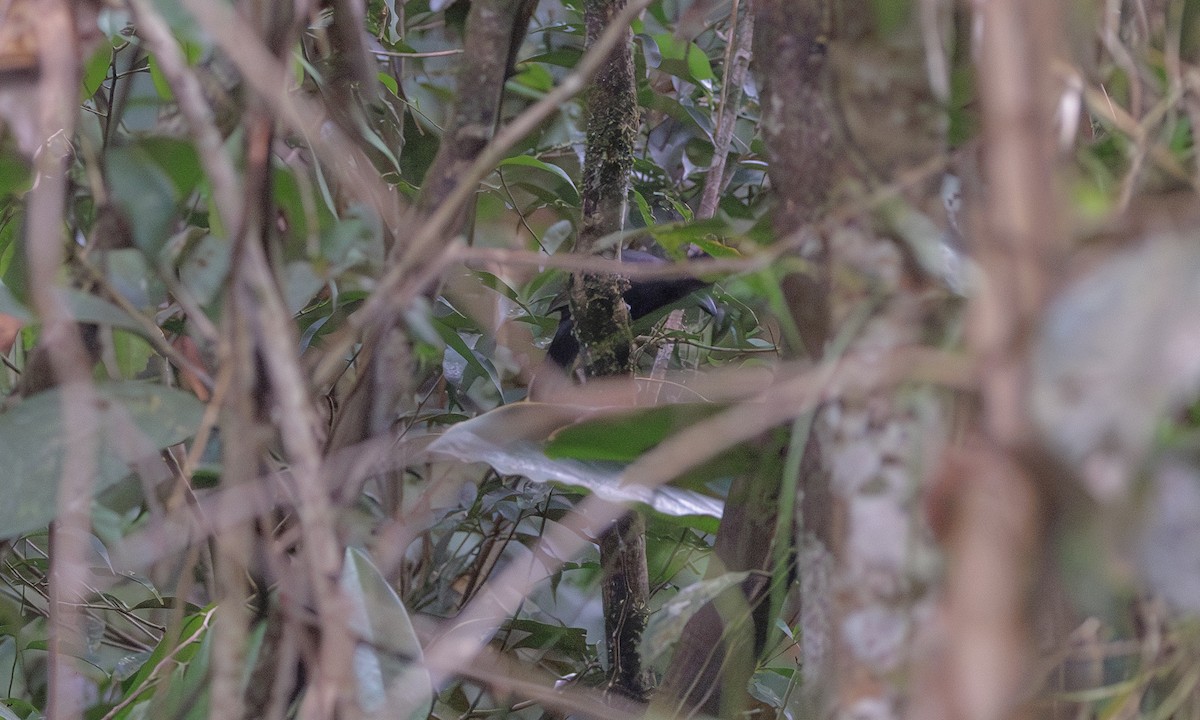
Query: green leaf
[
  {"left": 81, "top": 45, "right": 113, "bottom": 99},
  {"left": 427, "top": 403, "right": 723, "bottom": 520},
  {"left": 177, "top": 231, "right": 230, "bottom": 306},
  {"left": 147, "top": 54, "right": 172, "bottom": 100},
  {"left": 106, "top": 139, "right": 202, "bottom": 255},
  {"left": 0, "top": 284, "right": 145, "bottom": 334},
  {"left": 378, "top": 72, "right": 400, "bottom": 97},
  {"left": 0, "top": 382, "right": 204, "bottom": 539},
  {"left": 545, "top": 403, "right": 722, "bottom": 462},
  {"left": 651, "top": 33, "right": 715, "bottom": 85},
  {"left": 341, "top": 547, "right": 432, "bottom": 719},
  {"left": 641, "top": 217, "right": 744, "bottom": 258},
  {"left": 498, "top": 156, "right": 579, "bottom": 206},
  {"left": 432, "top": 318, "right": 497, "bottom": 395},
  {"left": 0, "top": 155, "right": 30, "bottom": 199}
]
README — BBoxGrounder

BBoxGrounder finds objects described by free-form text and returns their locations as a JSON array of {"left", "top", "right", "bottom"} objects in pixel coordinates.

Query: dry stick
[
  {"left": 125, "top": 10, "right": 256, "bottom": 718},
  {"left": 240, "top": 178, "right": 354, "bottom": 720},
  {"left": 32, "top": 6, "right": 98, "bottom": 720},
  {"left": 920, "top": 0, "right": 1068, "bottom": 715},
  {"left": 311, "top": 0, "right": 656, "bottom": 391}
]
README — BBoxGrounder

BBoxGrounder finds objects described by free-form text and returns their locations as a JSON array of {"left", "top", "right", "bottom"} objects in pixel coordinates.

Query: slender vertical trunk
[{"left": 572, "top": 0, "right": 650, "bottom": 701}]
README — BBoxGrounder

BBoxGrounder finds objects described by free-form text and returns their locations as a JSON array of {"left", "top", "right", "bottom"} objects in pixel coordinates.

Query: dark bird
[{"left": 546, "top": 249, "right": 712, "bottom": 369}]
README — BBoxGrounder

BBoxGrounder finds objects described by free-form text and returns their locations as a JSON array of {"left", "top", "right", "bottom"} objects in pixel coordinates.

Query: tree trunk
[{"left": 572, "top": 0, "right": 650, "bottom": 701}]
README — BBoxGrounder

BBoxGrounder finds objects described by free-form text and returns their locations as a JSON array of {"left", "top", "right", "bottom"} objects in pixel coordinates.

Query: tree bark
[
  {"left": 571, "top": 0, "right": 650, "bottom": 701},
  {"left": 656, "top": 3, "right": 837, "bottom": 716}
]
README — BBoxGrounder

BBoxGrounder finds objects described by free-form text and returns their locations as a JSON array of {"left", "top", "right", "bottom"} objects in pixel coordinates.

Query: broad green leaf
[
  {"left": 510, "top": 63, "right": 554, "bottom": 94},
  {"left": 641, "top": 571, "right": 752, "bottom": 665},
  {"left": 0, "top": 155, "right": 31, "bottom": 199},
  {"left": 111, "top": 330, "right": 156, "bottom": 380},
  {"left": 631, "top": 189, "right": 655, "bottom": 227},
  {"left": 652, "top": 33, "right": 715, "bottom": 85},
  {"left": 82, "top": 46, "right": 113, "bottom": 99},
  {"left": 641, "top": 217, "right": 743, "bottom": 257},
  {"left": 378, "top": 72, "right": 400, "bottom": 97},
  {"left": 133, "top": 137, "right": 203, "bottom": 199},
  {"left": 432, "top": 318, "right": 499, "bottom": 396},
  {"left": 545, "top": 403, "right": 722, "bottom": 462},
  {"left": 147, "top": 54, "right": 172, "bottom": 100},
  {"left": 0, "top": 382, "right": 204, "bottom": 539},
  {"left": 0, "top": 283, "right": 144, "bottom": 334},
  {"left": 107, "top": 139, "right": 201, "bottom": 255},
  {"left": 342, "top": 547, "right": 432, "bottom": 719},
  {"left": 637, "top": 33, "right": 662, "bottom": 69},
  {"left": 177, "top": 231, "right": 230, "bottom": 306},
  {"left": 520, "top": 48, "right": 584, "bottom": 69},
  {"left": 118, "top": 608, "right": 213, "bottom": 716},
  {"left": 427, "top": 403, "right": 723, "bottom": 520},
  {"left": 501, "top": 618, "right": 589, "bottom": 656}
]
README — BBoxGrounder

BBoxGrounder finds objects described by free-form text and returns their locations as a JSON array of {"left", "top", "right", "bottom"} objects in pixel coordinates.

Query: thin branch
[
  {"left": 698, "top": 0, "right": 754, "bottom": 219},
  {"left": 31, "top": 5, "right": 96, "bottom": 720}
]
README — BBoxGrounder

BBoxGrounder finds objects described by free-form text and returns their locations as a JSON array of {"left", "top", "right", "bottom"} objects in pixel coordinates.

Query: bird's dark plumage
[{"left": 546, "top": 250, "right": 709, "bottom": 369}]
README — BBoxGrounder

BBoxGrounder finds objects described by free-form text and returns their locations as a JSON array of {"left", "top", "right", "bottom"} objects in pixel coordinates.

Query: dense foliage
[{"left": 2, "top": 0, "right": 1200, "bottom": 718}]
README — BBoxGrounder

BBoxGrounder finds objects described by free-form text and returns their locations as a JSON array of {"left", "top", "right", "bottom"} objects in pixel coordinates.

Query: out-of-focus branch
[
  {"left": 30, "top": 4, "right": 95, "bottom": 720},
  {"left": 911, "top": 0, "right": 1069, "bottom": 717}
]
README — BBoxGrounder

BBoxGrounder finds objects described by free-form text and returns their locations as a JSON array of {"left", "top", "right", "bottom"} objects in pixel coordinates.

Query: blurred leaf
[
  {"left": 0, "top": 283, "right": 143, "bottom": 334},
  {"left": 1138, "top": 458, "right": 1200, "bottom": 613},
  {"left": 178, "top": 231, "right": 230, "bottom": 306},
  {"left": 0, "top": 382, "right": 204, "bottom": 539},
  {"left": 81, "top": 46, "right": 113, "bottom": 99},
  {"left": 342, "top": 547, "right": 433, "bottom": 719},
  {"left": 117, "top": 609, "right": 212, "bottom": 717},
  {"left": 651, "top": 33, "right": 715, "bottom": 85},
  {"left": 501, "top": 618, "right": 588, "bottom": 656},
  {"left": 432, "top": 318, "right": 500, "bottom": 397},
  {"left": 111, "top": 329, "right": 156, "bottom": 379},
  {"left": 107, "top": 139, "right": 202, "bottom": 255},
  {"left": 641, "top": 571, "right": 751, "bottom": 665},
  {"left": 0, "top": 155, "right": 31, "bottom": 198},
  {"left": 378, "top": 72, "right": 400, "bottom": 97},
  {"left": 427, "top": 403, "right": 724, "bottom": 519}
]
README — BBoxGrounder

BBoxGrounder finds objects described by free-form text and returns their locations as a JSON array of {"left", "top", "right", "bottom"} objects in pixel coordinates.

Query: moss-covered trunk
[{"left": 572, "top": 0, "right": 650, "bottom": 701}]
